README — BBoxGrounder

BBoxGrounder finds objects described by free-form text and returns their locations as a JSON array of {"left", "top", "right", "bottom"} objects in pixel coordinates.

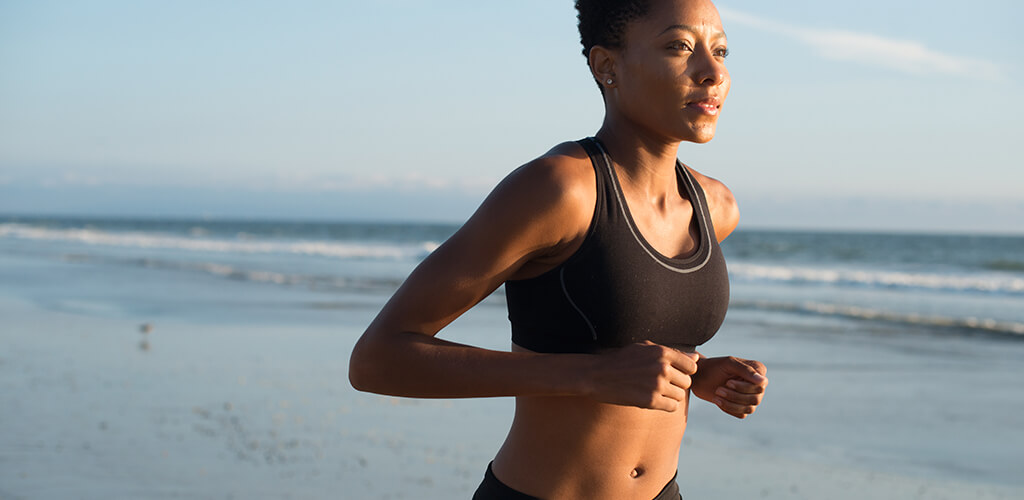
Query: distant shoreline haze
[{"left": 1, "top": 184, "right": 1022, "bottom": 235}]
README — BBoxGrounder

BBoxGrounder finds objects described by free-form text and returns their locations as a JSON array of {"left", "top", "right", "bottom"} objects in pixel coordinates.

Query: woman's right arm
[{"left": 348, "top": 148, "right": 698, "bottom": 411}]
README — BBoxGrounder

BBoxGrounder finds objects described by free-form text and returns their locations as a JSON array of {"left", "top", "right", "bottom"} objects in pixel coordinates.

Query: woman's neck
[{"left": 594, "top": 120, "right": 682, "bottom": 199}]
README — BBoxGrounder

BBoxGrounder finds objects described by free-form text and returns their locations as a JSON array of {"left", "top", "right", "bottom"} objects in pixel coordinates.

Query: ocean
[
  {"left": 2, "top": 215, "right": 1023, "bottom": 499},
  {"left": 2, "top": 215, "right": 1021, "bottom": 336}
]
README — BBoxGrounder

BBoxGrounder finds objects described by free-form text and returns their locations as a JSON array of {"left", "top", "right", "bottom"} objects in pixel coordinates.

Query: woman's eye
[
  {"left": 714, "top": 47, "right": 730, "bottom": 58},
  {"left": 669, "top": 41, "right": 693, "bottom": 51}
]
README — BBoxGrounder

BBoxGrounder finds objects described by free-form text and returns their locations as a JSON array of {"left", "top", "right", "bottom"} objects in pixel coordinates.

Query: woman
[{"left": 349, "top": 0, "right": 768, "bottom": 498}]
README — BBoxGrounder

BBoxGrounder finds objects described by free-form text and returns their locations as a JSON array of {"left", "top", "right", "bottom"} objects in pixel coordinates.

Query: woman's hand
[
  {"left": 690, "top": 356, "right": 767, "bottom": 419},
  {"left": 584, "top": 342, "right": 700, "bottom": 412}
]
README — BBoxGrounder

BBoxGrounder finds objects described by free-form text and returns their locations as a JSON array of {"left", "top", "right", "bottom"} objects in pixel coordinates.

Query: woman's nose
[{"left": 692, "top": 49, "right": 727, "bottom": 86}]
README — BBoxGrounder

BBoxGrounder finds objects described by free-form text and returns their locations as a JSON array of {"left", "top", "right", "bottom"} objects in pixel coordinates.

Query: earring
[{"left": 606, "top": 78, "right": 614, "bottom": 85}]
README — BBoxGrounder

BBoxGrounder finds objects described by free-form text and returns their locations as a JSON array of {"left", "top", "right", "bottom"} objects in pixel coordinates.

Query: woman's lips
[{"left": 685, "top": 98, "right": 721, "bottom": 116}]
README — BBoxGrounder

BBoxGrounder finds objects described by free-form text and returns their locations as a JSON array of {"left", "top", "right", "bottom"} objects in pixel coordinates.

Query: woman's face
[{"left": 611, "top": 0, "right": 730, "bottom": 144}]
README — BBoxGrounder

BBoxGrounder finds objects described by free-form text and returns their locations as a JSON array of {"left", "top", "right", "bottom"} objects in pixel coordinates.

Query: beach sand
[{"left": 2, "top": 295, "right": 1022, "bottom": 499}]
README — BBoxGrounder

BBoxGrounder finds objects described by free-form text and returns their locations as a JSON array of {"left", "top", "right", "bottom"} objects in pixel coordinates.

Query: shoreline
[{"left": 2, "top": 295, "right": 1023, "bottom": 499}]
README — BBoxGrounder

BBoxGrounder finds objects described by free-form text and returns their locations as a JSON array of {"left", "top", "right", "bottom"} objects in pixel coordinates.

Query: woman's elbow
[{"left": 348, "top": 335, "right": 386, "bottom": 393}]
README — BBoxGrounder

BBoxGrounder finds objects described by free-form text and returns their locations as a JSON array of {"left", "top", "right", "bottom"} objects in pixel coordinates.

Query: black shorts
[{"left": 472, "top": 462, "right": 682, "bottom": 500}]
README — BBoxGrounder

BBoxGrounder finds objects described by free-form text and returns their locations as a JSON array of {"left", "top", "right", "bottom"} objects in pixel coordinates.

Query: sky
[{"left": 1, "top": 0, "right": 1022, "bottom": 233}]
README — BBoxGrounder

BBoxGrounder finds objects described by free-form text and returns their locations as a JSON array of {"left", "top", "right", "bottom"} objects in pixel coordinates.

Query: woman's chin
[
  {"left": 672, "top": 120, "right": 719, "bottom": 144},
  {"left": 684, "top": 129, "right": 717, "bottom": 144}
]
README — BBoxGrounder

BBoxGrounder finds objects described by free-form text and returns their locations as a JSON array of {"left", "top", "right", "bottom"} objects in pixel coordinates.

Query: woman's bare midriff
[{"left": 491, "top": 345, "right": 689, "bottom": 500}]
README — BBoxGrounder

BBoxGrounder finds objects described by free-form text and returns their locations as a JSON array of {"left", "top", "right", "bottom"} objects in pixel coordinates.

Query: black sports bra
[{"left": 504, "top": 137, "right": 730, "bottom": 353}]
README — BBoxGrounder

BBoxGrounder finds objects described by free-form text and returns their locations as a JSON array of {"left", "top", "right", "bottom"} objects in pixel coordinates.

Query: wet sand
[{"left": 2, "top": 295, "right": 1022, "bottom": 499}]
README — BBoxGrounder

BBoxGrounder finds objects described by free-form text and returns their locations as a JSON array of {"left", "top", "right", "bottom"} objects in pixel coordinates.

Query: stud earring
[{"left": 606, "top": 78, "right": 614, "bottom": 85}]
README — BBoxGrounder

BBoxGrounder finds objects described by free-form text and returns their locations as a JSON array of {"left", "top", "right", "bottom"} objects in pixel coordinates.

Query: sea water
[
  {"left": 2, "top": 216, "right": 1020, "bottom": 337},
  {"left": 1, "top": 215, "right": 1023, "bottom": 497}
]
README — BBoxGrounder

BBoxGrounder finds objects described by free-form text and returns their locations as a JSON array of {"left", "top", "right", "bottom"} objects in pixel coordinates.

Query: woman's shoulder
[
  {"left": 466, "top": 140, "right": 598, "bottom": 238},
  {"left": 510, "top": 141, "right": 595, "bottom": 195},
  {"left": 683, "top": 165, "right": 740, "bottom": 242},
  {"left": 490, "top": 141, "right": 597, "bottom": 220},
  {"left": 444, "top": 140, "right": 598, "bottom": 280}
]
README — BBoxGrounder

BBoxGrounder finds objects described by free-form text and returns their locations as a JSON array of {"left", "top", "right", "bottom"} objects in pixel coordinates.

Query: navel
[{"left": 630, "top": 466, "right": 645, "bottom": 479}]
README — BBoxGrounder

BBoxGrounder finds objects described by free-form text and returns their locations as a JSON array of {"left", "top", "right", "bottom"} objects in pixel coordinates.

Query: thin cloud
[
  {"left": 719, "top": 7, "right": 1006, "bottom": 81},
  {"left": 20, "top": 168, "right": 496, "bottom": 195},
  {"left": 262, "top": 171, "right": 497, "bottom": 194}
]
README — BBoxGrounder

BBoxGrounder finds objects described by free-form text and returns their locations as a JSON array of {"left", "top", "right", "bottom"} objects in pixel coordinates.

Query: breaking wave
[
  {"left": 0, "top": 223, "right": 438, "bottom": 261},
  {"left": 729, "top": 263, "right": 1024, "bottom": 296},
  {"left": 732, "top": 299, "right": 1024, "bottom": 338}
]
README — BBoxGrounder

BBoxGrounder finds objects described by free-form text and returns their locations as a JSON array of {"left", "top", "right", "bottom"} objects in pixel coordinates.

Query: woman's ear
[{"left": 588, "top": 45, "right": 617, "bottom": 88}]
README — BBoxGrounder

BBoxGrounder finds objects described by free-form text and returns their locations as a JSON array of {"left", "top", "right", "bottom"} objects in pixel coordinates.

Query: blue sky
[{"left": 2, "top": 1, "right": 1022, "bottom": 233}]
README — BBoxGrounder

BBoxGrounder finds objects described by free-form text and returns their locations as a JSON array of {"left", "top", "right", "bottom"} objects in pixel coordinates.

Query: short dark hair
[{"left": 575, "top": 0, "right": 652, "bottom": 61}]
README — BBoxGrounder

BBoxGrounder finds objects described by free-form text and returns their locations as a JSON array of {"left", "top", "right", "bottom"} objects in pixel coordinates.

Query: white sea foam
[
  {"left": 0, "top": 223, "right": 437, "bottom": 261},
  {"left": 729, "top": 263, "right": 1024, "bottom": 295},
  {"left": 733, "top": 299, "right": 1024, "bottom": 337},
  {"left": 65, "top": 254, "right": 405, "bottom": 292}
]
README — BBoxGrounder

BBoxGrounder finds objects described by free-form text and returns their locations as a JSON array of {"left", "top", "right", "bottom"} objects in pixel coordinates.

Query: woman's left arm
[{"left": 687, "top": 167, "right": 768, "bottom": 418}]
